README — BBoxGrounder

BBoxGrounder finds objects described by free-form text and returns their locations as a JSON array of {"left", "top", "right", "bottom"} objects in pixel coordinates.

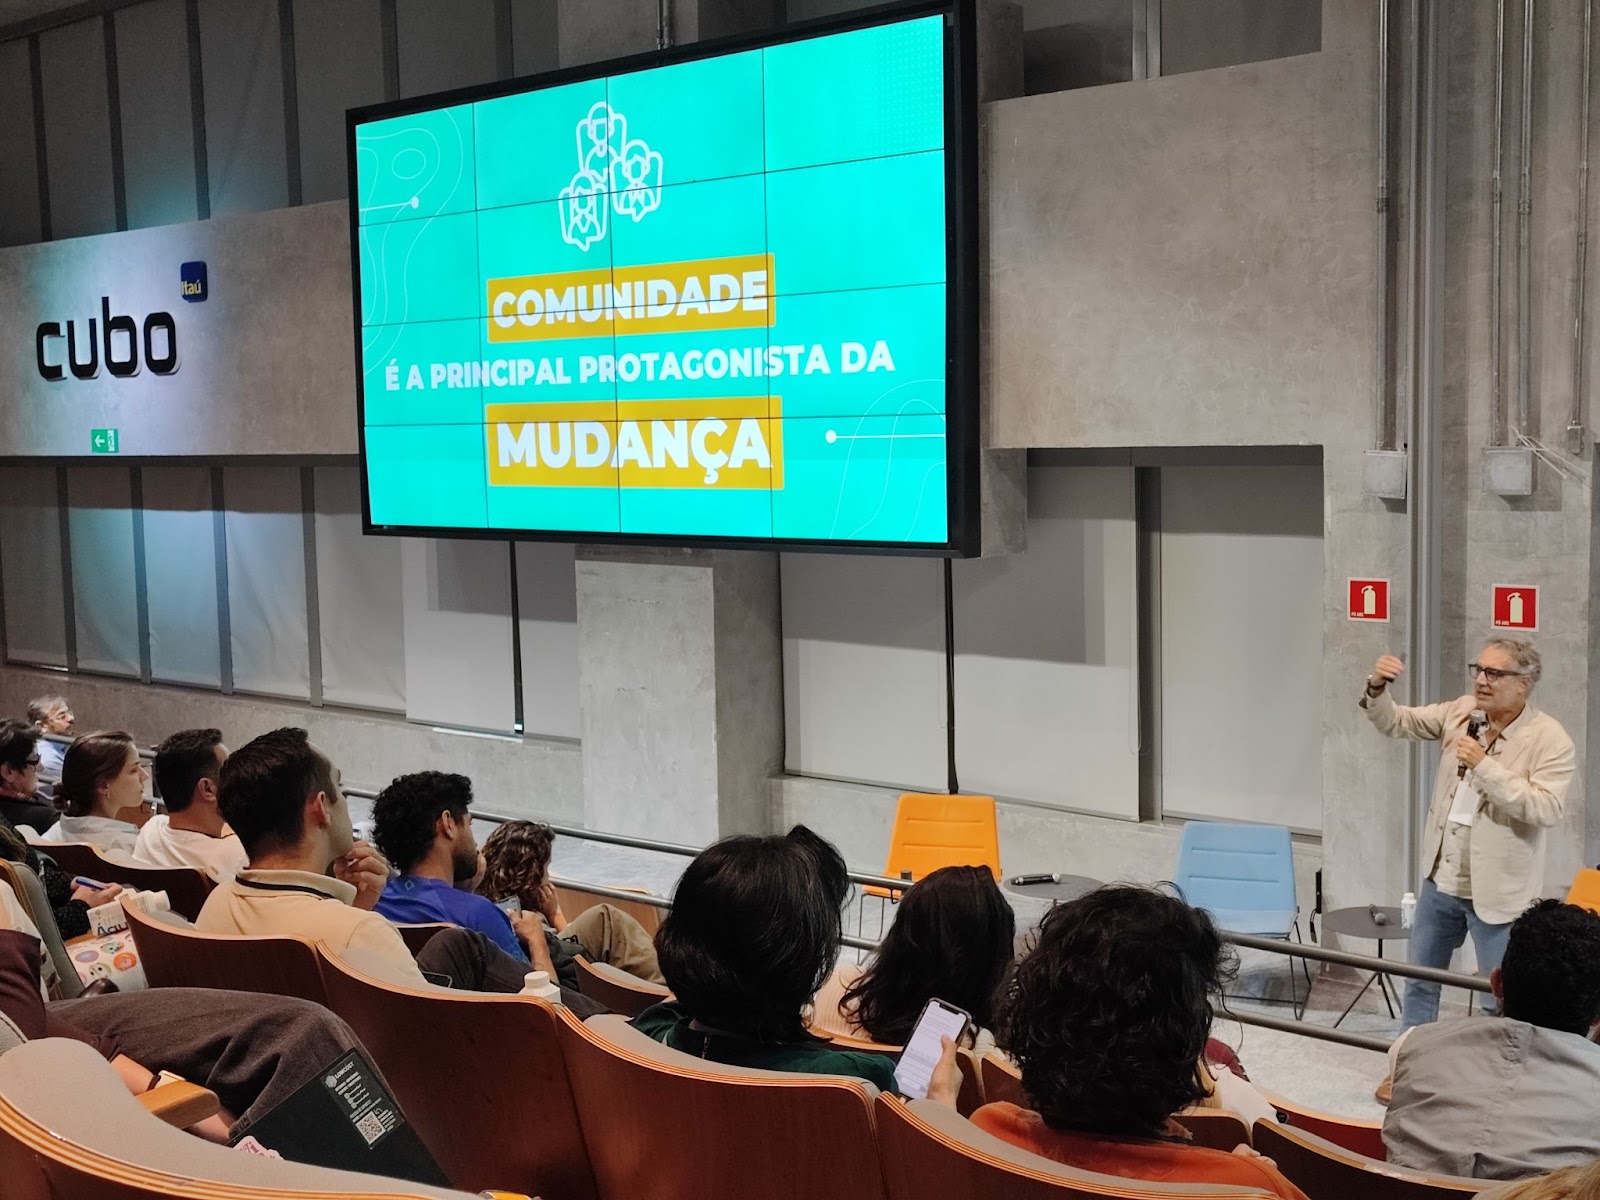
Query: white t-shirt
[
  {"left": 41, "top": 815, "right": 139, "bottom": 858},
  {"left": 131, "top": 815, "right": 248, "bottom": 883}
]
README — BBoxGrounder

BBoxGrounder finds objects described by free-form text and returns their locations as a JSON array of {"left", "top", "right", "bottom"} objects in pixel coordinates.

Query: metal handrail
[{"left": 52, "top": 732, "right": 1489, "bottom": 1033}]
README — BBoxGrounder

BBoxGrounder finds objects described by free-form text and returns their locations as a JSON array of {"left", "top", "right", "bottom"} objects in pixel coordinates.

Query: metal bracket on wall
[{"left": 1132, "top": 0, "right": 1162, "bottom": 80}]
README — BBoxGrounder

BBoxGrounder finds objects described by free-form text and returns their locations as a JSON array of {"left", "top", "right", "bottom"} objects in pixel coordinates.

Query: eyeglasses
[
  {"left": 1469, "top": 663, "right": 1526, "bottom": 682},
  {"left": 23, "top": 756, "right": 39, "bottom": 768}
]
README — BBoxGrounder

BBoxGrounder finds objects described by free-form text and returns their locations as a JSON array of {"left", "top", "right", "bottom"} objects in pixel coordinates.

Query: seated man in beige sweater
[{"left": 195, "top": 727, "right": 597, "bottom": 1011}]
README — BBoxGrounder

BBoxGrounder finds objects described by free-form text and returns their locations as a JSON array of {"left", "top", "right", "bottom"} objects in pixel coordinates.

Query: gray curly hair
[{"left": 1483, "top": 637, "right": 1542, "bottom": 685}]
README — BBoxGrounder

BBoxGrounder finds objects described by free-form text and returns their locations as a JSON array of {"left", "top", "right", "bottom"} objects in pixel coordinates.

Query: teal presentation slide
[{"left": 354, "top": 13, "right": 950, "bottom": 545}]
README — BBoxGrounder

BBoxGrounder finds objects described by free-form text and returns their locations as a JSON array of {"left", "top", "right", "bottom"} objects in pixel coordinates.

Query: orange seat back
[
  {"left": 869, "top": 794, "right": 1001, "bottom": 896},
  {"left": 1264, "top": 1090, "right": 1386, "bottom": 1160},
  {"left": 317, "top": 949, "right": 596, "bottom": 1200},
  {"left": 1254, "top": 1120, "right": 1480, "bottom": 1199},
  {"left": 1567, "top": 868, "right": 1600, "bottom": 915},
  {"left": 121, "top": 901, "right": 327, "bottom": 1005},
  {"left": 559, "top": 1012, "right": 885, "bottom": 1200}
]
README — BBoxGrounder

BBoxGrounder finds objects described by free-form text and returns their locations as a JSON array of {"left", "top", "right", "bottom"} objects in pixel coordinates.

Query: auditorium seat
[
  {"left": 571, "top": 955, "right": 670, "bottom": 1017},
  {"left": 394, "top": 922, "right": 451, "bottom": 958},
  {"left": 559, "top": 1010, "right": 886, "bottom": 1200},
  {"left": 0, "top": 861, "right": 83, "bottom": 999},
  {"left": 874, "top": 1096, "right": 1277, "bottom": 1199},
  {"left": 817, "top": 1033, "right": 986, "bottom": 1117},
  {"left": 317, "top": 947, "right": 597, "bottom": 1200},
  {"left": 1172, "top": 1111, "right": 1251, "bottom": 1152},
  {"left": 1264, "top": 1091, "right": 1386, "bottom": 1160},
  {"left": 0, "top": 1038, "right": 499, "bottom": 1200},
  {"left": 121, "top": 899, "right": 328, "bottom": 1005},
  {"left": 552, "top": 878, "right": 663, "bottom": 936},
  {"left": 1253, "top": 1120, "right": 1480, "bottom": 1199},
  {"left": 39, "top": 842, "right": 213, "bottom": 921},
  {"left": 980, "top": 1050, "right": 1026, "bottom": 1107}
]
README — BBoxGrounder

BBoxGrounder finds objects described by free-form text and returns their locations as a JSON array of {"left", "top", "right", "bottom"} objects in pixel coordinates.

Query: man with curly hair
[
  {"left": 970, "top": 885, "right": 1307, "bottom": 1199},
  {"left": 1384, "top": 898, "right": 1600, "bottom": 1180},
  {"left": 370, "top": 771, "right": 558, "bottom": 979}
]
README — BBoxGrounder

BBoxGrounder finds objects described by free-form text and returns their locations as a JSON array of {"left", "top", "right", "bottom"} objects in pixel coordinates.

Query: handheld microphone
[{"left": 1458, "top": 708, "right": 1488, "bottom": 778}]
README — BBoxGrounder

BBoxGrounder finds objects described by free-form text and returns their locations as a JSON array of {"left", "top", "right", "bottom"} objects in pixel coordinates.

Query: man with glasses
[{"left": 1363, "top": 638, "right": 1575, "bottom": 1032}]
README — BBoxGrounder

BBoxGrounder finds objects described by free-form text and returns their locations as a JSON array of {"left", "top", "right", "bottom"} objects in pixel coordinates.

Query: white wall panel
[
  {"left": 402, "top": 538, "right": 515, "bottom": 733},
  {"left": 223, "top": 466, "right": 309, "bottom": 699},
  {"left": 40, "top": 20, "right": 115, "bottom": 238},
  {"left": 515, "top": 541, "right": 579, "bottom": 739},
  {"left": 200, "top": 0, "right": 288, "bottom": 215},
  {"left": 953, "top": 464, "right": 1139, "bottom": 817},
  {"left": 116, "top": 0, "right": 199, "bottom": 229},
  {"left": 1159, "top": 465, "right": 1323, "bottom": 831},
  {"left": 781, "top": 553, "right": 946, "bottom": 792},
  {"left": 142, "top": 467, "right": 221, "bottom": 687},
  {"left": 0, "top": 468, "right": 66, "bottom": 667},
  {"left": 313, "top": 466, "right": 404, "bottom": 712},
  {"left": 66, "top": 468, "right": 139, "bottom": 677}
]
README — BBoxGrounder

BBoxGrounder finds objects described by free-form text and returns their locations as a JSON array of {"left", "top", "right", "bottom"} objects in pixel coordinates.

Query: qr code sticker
[{"left": 354, "top": 1111, "right": 386, "bottom": 1146}]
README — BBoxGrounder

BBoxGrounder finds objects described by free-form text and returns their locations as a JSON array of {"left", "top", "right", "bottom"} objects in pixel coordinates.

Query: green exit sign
[{"left": 90, "top": 428, "right": 119, "bottom": 454}]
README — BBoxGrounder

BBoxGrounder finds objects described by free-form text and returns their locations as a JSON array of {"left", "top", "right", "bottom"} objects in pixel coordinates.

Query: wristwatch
[{"left": 1365, "top": 676, "right": 1386, "bottom": 697}]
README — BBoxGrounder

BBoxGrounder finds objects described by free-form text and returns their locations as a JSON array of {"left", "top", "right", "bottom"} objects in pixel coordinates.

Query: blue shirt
[{"left": 375, "top": 874, "right": 527, "bottom": 962}]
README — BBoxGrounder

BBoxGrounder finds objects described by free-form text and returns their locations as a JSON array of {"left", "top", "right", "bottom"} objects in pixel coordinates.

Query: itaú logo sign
[{"left": 36, "top": 298, "right": 178, "bottom": 381}]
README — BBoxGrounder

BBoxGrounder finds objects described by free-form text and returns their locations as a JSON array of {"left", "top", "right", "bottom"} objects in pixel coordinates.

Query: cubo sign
[{"left": 35, "top": 298, "right": 178, "bottom": 382}]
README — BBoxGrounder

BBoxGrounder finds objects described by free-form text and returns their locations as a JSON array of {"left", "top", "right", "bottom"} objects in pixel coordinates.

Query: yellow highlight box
[
  {"left": 486, "top": 253, "right": 776, "bottom": 343},
  {"left": 487, "top": 397, "right": 783, "bottom": 491}
]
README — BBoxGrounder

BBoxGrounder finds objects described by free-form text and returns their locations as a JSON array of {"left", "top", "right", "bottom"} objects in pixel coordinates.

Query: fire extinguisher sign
[
  {"left": 1348, "top": 579, "right": 1391, "bottom": 622},
  {"left": 1492, "top": 584, "right": 1539, "bottom": 631}
]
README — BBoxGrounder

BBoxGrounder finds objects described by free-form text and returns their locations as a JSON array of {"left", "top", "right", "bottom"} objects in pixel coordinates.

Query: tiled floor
[{"left": 542, "top": 833, "right": 1491, "bottom": 1121}]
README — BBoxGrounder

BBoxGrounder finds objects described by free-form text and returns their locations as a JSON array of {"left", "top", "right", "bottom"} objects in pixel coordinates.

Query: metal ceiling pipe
[
  {"left": 1491, "top": 0, "right": 1508, "bottom": 445},
  {"left": 1405, "top": 0, "right": 1447, "bottom": 892},
  {"left": 1517, "top": 0, "right": 1535, "bottom": 441},
  {"left": 1570, "top": 0, "right": 1594, "bottom": 454},
  {"left": 1375, "top": 0, "right": 1393, "bottom": 450}
]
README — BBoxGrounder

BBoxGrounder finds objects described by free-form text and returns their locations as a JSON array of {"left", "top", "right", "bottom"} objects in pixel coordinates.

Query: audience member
[
  {"left": 42, "top": 731, "right": 152, "bottom": 855},
  {"left": 1384, "top": 898, "right": 1600, "bottom": 1180},
  {"left": 0, "top": 905, "right": 383, "bottom": 1145},
  {"left": 477, "top": 818, "right": 664, "bottom": 985},
  {"left": 27, "top": 695, "right": 73, "bottom": 777},
  {"left": 0, "top": 719, "right": 58, "bottom": 835},
  {"left": 196, "top": 728, "right": 595, "bottom": 1007},
  {"left": 634, "top": 825, "right": 947, "bottom": 1096},
  {"left": 0, "top": 817, "right": 119, "bottom": 940},
  {"left": 812, "top": 865, "right": 1013, "bottom": 1053},
  {"left": 133, "top": 728, "right": 246, "bottom": 882},
  {"left": 1478, "top": 1162, "right": 1600, "bottom": 1200},
  {"left": 973, "top": 885, "right": 1307, "bottom": 1200},
  {"left": 370, "top": 771, "right": 564, "bottom": 982}
]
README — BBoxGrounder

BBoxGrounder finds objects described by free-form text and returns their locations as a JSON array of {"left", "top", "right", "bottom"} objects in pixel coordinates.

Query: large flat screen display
[{"left": 349, "top": 1, "right": 976, "bottom": 553}]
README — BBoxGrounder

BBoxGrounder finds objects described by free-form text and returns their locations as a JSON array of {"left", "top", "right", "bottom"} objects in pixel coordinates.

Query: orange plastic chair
[
  {"left": 865, "top": 793, "right": 1002, "bottom": 901},
  {"left": 1567, "top": 868, "right": 1600, "bottom": 914}
]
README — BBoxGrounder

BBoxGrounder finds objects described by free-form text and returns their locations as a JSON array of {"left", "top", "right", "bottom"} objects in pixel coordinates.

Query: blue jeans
[{"left": 1401, "top": 878, "right": 1511, "bottom": 1028}]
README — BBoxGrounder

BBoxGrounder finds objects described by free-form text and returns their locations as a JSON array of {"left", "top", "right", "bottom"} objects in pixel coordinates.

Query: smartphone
[
  {"left": 894, "top": 998, "right": 971, "bottom": 1100},
  {"left": 494, "top": 896, "right": 522, "bottom": 916}
]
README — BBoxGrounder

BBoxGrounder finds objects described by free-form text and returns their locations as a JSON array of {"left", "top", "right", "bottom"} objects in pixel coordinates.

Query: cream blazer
[{"left": 1363, "top": 689, "right": 1575, "bottom": 924}]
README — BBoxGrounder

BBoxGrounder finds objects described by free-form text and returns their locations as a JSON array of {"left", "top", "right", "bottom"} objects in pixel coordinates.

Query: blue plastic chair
[{"left": 1174, "top": 821, "right": 1310, "bottom": 1018}]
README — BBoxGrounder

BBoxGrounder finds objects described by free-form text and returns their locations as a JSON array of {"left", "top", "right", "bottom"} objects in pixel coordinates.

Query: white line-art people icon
[{"left": 559, "top": 101, "right": 664, "bottom": 251}]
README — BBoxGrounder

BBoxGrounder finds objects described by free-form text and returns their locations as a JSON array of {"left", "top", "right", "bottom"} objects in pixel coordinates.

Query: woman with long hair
[
  {"left": 812, "top": 865, "right": 1014, "bottom": 1052},
  {"left": 43, "top": 732, "right": 152, "bottom": 856}
]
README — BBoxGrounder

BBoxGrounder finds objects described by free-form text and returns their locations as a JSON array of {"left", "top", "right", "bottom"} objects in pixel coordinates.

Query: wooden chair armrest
[{"left": 137, "top": 1080, "right": 221, "bottom": 1129}]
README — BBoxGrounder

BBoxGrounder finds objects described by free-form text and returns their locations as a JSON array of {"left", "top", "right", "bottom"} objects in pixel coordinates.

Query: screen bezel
[{"left": 345, "top": 0, "right": 979, "bottom": 557}]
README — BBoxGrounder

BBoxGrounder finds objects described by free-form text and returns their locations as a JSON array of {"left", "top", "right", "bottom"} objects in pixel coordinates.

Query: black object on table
[
  {"left": 1003, "top": 874, "right": 1103, "bottom": 905},
  {"left": 1319, "top": 905, "right": 1412, "bottom": 1027}
]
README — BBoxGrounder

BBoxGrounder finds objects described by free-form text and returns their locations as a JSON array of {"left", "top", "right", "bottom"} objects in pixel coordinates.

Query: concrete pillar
[{"left": 576, "top": 547, "right": 782, "bottom": 844}]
